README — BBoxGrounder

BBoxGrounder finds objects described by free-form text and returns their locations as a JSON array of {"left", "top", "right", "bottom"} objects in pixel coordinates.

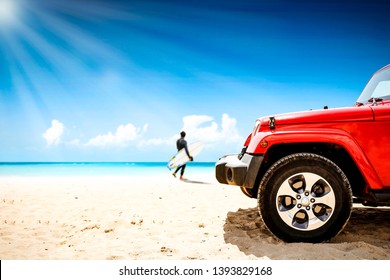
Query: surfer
[{"left": 172, "top": 131, "right": 193, "bottom": 180}]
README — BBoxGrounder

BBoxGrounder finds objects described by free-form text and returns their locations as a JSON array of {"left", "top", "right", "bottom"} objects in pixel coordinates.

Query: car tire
[{"left": 258, "top": 153, "right": 352, "bottom": 243}]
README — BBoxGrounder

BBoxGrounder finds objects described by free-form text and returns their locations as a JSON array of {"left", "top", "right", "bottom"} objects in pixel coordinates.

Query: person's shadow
[{"left": 181, "top": 178, "right": 213, "bottom": 185}]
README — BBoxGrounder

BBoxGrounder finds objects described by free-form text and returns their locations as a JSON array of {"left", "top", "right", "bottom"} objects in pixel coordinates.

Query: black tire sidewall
[{"left": 258, "top": 153, "right": 352, "bottom": 243}]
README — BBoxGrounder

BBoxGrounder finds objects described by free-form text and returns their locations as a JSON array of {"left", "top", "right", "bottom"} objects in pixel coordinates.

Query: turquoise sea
[{"left": 0, "top": 162, "right": 216, "bottom": 177}]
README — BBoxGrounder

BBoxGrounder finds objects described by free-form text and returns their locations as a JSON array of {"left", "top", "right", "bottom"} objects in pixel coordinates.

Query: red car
[{"left": 216, "top": 64, "right": 390, "bottom": 243}]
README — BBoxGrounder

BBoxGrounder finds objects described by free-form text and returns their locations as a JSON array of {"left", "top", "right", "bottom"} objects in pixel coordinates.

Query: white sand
[{"left": 0, "top": 174, "right": 389, "bottom": 260}]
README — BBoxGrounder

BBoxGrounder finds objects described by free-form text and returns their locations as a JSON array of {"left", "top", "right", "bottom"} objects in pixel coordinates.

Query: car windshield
[{"left": 356, "top": 65, "right": 390, "bottom": 104}]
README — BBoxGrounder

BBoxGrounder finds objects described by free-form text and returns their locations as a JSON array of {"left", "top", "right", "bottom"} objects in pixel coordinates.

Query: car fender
[{"left": 248, "top": 128, "right": 383, "bottom": 190}]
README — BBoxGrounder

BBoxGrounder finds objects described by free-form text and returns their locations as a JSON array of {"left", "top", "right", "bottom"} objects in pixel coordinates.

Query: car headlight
[{"left": 252, "top": 119, "right": 261, "bottom": 137}]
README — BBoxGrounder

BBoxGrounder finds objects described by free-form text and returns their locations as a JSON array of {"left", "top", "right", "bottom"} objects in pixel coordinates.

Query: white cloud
[
  {"left": 182, "top": 115, "right": 214, "bottom": 130},
  {"left": 42, "top": 115, "right": 242, "bottom": 158},
  {"left": 181, "top": 113, "right": 242, "bottom": 143},
  {"left": 85, "top": 123, "right": 147, "bottom": 147},
  {"left": 42, "top": 119, "right": 65, "bottom": 146},
  {"left": 220, "top": 113, "right": 242, "bottom": 143},
  {"left": 139, "top": 113, "right": 243, "bottom": 148},
  {"left": 138, "top": 138, "right": 169, "bottom": 147},
  {"left": 68, "top": 139, "right": 81, "bottom": 146}
]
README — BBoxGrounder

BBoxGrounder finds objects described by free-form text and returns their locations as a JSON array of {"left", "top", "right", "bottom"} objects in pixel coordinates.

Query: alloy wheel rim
[{"left": 276, "top": 172, "right": 336, "bottom": 231}]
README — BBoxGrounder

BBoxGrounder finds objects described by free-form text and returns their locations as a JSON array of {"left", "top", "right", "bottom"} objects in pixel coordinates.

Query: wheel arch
[{"left": 255, "top": 142, "right": 366, "bottom": 199}]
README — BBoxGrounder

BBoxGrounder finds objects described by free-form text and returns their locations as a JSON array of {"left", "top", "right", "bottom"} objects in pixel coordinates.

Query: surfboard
[{"left": 167, "top": 141, "right": 205, "bottom": 170}]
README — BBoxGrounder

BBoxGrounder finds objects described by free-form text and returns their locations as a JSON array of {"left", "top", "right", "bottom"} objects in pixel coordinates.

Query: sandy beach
[{"left": 0, "top": 173, "right": 389, "bottom": 260}]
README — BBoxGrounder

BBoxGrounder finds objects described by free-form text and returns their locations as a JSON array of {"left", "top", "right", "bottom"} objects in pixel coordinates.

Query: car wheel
[{"left": 258, "top": 153, "right": 352, "bottom": 243}]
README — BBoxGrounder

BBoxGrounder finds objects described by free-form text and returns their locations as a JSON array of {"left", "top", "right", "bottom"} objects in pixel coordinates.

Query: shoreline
[{"left": 0, "top": 162, "right": 216, "bottom": 178}]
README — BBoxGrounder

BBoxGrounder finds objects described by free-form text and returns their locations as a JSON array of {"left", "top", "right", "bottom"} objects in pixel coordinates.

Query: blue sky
[{"left": 0, "top": 0, "right": 389, "bottom": 162}]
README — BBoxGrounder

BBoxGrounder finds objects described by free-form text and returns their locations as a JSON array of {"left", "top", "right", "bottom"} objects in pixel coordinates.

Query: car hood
[{"left": 264, "top": 106, "right": 374, "bottom": 126}]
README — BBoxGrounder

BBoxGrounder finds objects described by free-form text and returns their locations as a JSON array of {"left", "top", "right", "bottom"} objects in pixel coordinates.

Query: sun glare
[{"left": 0, "top": 0, "right": 17, "bottom": 24}]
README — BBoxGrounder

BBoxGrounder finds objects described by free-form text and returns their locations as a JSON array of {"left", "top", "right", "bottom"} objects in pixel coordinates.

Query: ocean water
[{"left": 0, "top": 162, "right": 216, "bottom": 177}]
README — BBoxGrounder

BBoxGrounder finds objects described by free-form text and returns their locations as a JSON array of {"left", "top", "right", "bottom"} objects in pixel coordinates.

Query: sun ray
[
  {"left": 0, "top": 0, "right": 18, "bottom": 24},
  {"left": 1, "top": 0, "right": 138, "bottom": 92},
  {"left": 28, "top": 7, "right": 131, "bottom": 72}
]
